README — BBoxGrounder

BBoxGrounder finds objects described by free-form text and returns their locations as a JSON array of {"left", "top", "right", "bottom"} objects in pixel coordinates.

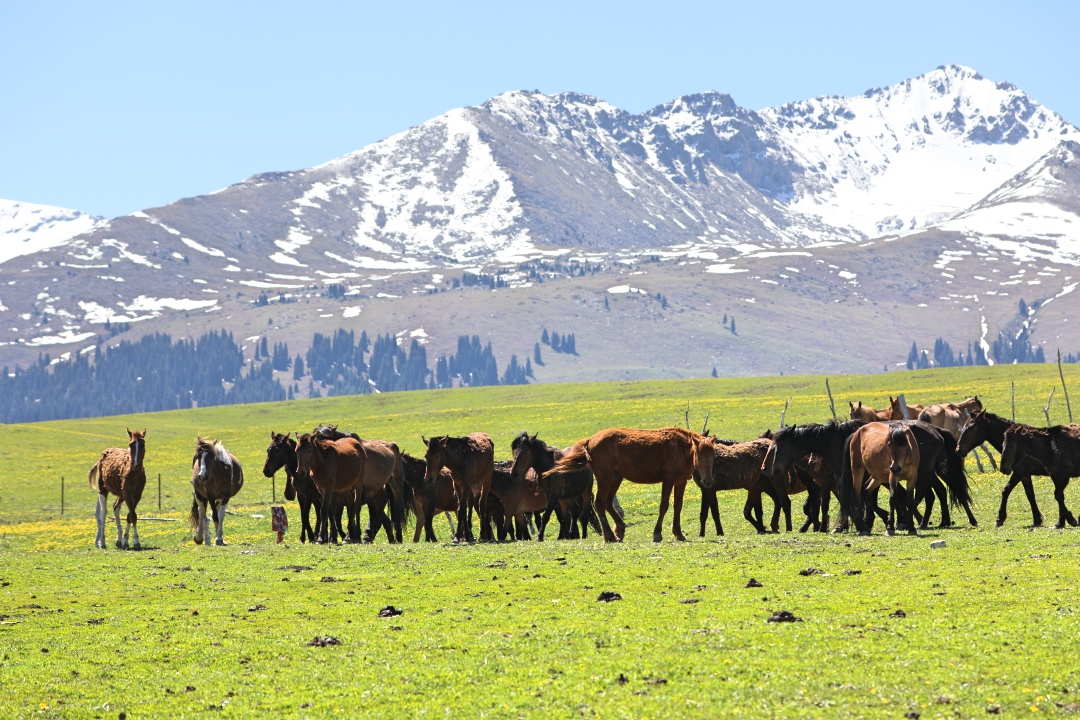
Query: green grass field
[{"left": 2, "top": 364, "right": 1080, "bottom": 718}]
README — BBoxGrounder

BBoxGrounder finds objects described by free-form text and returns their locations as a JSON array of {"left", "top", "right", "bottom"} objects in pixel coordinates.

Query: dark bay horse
[
  {"left": 512, "top": 431, "right": 598, "bottom": 540},
  {"left": 423, "top": 433, "right": 495, "bottom": 543},
  {"left": 957, "top": 410, "right": 1052, "bottom": 527},
  {"left": 490, "top": 459, "right": 547, "bottom": 541},
  {"left": 548, "top": 427, "right": 717, "bottom": 542},
  {"left": 401, "top": 453, "right": 458, "bottom": 542},
  {"left": 88, "top": 428, "right": 147, "bottom": 550},
  {"left": 1001, "top": 424, "right": 1080, "bottom": 529},
  {"left": 190, "top": 437, "right": 244, "bottom": 546}
]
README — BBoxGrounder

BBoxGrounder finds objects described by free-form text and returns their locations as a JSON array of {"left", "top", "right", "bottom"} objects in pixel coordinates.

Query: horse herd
[{"left": 85, "top": 393, "right": 1080, "bottom": 549}]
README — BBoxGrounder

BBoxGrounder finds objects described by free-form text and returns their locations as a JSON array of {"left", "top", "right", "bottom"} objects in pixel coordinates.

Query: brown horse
[
  {"left": 849, "top": 401, "right": 891, "bottom": 422},
  {"left": 512, "top": 431, "right": 597, "bottom": 540},
  {"left": 189, "top": 437, "right": 244, "bottom": 546},
  {"left": 694, "top": 437, "right": 786, "bottom": 536},
  {"left": 423, "top": 433, "right": 495, "bottom": 542},
  {"left": 917, "top": 397, "right": 995, "bottom": 471},
  {"left": 1001, "top": 424, "right": 1080, "bottom": 529},
  {"left": 490, "top": 460, "right": 548, "bottom": 541},
  {"left": 295, "top": 433, "right": 367, "bottom": 544},
  {"left": 401, "top": 453, "right": 458, "bottom": 542},
  {"left": 889, "top": 396, "right": 926, "bottom": 421},
  {"left": 88, "top": 428, "right": 147, "bottom": 550},
  {"left": 549, "top": 427, "right": 717, "bottom": 542},
  {"left": 839, "top": 423, "right": 921, "bottom": 535}
]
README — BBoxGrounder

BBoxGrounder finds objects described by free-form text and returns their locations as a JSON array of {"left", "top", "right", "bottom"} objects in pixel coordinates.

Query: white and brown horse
[
  {"left": 189, "top": 437, "right": 244, "bottom": 546},
  {"left": 88, "top": 428, "right": 147, "bottom": 550}
]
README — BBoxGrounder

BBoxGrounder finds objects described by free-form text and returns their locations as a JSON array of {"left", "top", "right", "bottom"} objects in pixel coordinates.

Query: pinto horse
[
  {"left": 423, "top": 433, "right": 495, "bottom": 543},
  {"left": 189, "top": 437, "right": 244, "bottom": 546},
  {"left": 839, "top": 423, "right": 921, "bottom": 535},
  {"left": 958, "top": 410, "right": 1050, "bottom": 527},
  {"left": 1001, "top": 424, "right": 1080, "bottom": 529},
  {"left": 88, "top": 428, "right": 147, "bottom": 550},
  {"left": 295, "top": 433, "right": 368, "bottom": 544},
  {"left": 549, "top": 427, "right": 717, "bottom": 542},
  {"left": 401, "top": 453, "right": 458, "bottom": 542},
  {"left": 512, "top": 431, "right": 598, "bottom": 540}
]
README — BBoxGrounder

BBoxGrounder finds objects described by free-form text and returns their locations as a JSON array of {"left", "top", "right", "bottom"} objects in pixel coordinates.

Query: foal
[{"left": 88, "top": 428, "right": 147, "bottom": 550}]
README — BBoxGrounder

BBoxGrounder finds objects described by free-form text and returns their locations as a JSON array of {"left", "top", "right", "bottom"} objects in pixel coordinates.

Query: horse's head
[
  {"left": 510, "top": 431, "right": 541, "bottom": 482},
  {"left": 694, "top": 434, "right": 719, "bottom": 489},
  {"left": 127, "top": 428, "right": 146, "bottom": 468},
  {"left": 422, "top": 435, "right": 449, "bottom": 482},
  {"left": 193, "top": 436, "right": 217, "bottom": 481},
  {"left": 999, "top": 426, "right": 1030, "bottom": 475},
  {"left": 761, "top": 425, "right": 798, "bottom": 477},
  {"left": 956, "top": 411, "right": 986, "bottom": 458},
  {"left": 264, "top": 431, "right": 297, "bottom": 489},
  {"left": 887, "top": 426, "right": 913, "bottom": 481},
  {"left": 294, "top": 433, "right": 318, "bottom": 481},
  {"left": 888, "top": 397, "right": 905, "bottom": 420}
]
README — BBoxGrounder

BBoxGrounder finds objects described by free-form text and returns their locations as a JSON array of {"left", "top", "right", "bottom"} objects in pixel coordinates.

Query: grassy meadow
[{"left": 2, "top": 364, "right": 1080, "bottom": 717}]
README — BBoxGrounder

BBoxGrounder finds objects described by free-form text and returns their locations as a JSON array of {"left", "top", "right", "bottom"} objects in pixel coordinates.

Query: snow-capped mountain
[
  {"left": 0, "top": 199, "right": 104, "bottom": 264},
  {"left": 1, "top": 65, "right": 1078, "bottom": 378}
]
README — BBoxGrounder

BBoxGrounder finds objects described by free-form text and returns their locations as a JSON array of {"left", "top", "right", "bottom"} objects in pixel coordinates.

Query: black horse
[
  {"left": 1000, "top": 422, "right": 1080, "bottom": 529},
  {"left": 958, "top": 410, "right": 1056, "bottom": 527},
  {"left": 511, "top": 431, "right": 600, "bottom": 540}
]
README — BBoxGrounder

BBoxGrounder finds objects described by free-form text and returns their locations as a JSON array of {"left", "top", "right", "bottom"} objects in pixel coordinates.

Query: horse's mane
[{"left": 775, "top": 419, "right": 865, "bottom": 443}]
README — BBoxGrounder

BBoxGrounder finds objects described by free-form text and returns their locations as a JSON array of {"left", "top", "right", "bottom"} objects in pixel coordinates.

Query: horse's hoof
[
  {"left": 969, "top": 520, "right": 978, "bottom": 528},
  {"left": 995, "top": 519, "right": 1006, "bottom": 528},
  {"left": 132, "top": 543, "right": 142, "bottom": 551},
  {"left": 215, "top": 539, "right": 226, "bottom": 546},
  {"left": 675, "top": 534, "right": 687, "bottom": 542},
  {"left": 95, "top": 541, "right": 106, "bottom": 550},
  {"left": 1032, "top": 518, "right": 1043, "bottom": 528},
  {"left": 1054, "top": 522, "right": 1066, "bottom": 530},
  {"left": 858, "top": 530, "right": 871, "bottom": 537},
  {"left": 907, "top": 529, "right": 918, "bottom": 536},
  {"left": 652, "top": 533, "right": 663, "bottom": 543}
]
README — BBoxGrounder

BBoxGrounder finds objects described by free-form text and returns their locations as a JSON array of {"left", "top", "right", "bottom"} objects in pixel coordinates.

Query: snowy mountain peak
[{"left": 0, "top": 199, "right": 105, "bottom": 265}]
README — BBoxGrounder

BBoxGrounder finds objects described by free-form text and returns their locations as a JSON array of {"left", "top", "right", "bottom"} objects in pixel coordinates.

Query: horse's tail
[
  {"left": 88, "top": 461, "right": 101, "bottom": 491},
  {"left": 918, "top": 410, "right": 932, "bottom": 423},
  {"left": 396, "top": 466, "right": 414, "bottom": 526},
  {"left": 837, "top": 435, "right": 861, "bottom": 530},
  {"left": 189, "top": 495, "right": 200, "bottom": 530},
  {"left": 545, "top": 445, "right": 590, "bottom": 480},
  {"left": 937, "top": 437, "right": 972, "bottom": 510}
]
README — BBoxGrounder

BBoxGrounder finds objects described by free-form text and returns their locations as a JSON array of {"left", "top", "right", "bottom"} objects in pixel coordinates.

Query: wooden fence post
[
  {"left": 780, "top": 397, "right": 791, "bottom": 428},
  {"left": 897, "top": 393, "right": 911, "bottom": 420},
  {"left": 158, "top": 473, "right": 162, "bottom": 511},
  {"left": 272, "top": 475, "right": 276, "bottom": 503},
  {"left": 1044, "top": 387, "right": 1056, "bottom": 427},
  {"left": 825, "top": 379, "right": 837, "bottom": 420},
  {"left": 1011, "top": 381, "right": 1016, "bottom": 422},
  {"left": 61, "top": 476, "right": 64, "bottom": 516},
  {"left": 1058, "top": 350, "right": 1073, "bottom": 424}
]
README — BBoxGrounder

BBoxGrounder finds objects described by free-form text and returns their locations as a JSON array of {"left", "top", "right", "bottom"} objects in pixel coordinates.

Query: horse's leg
[
  {"left": 885, "top": 481, "right": 896, "bottom": 537},
  {"left": 112, "top": 497, "right": 127, "bottom": 549},
  {"left": 672, "top": 481, "right": 687, "bottom": 541},
  {"left": 479, "top": 490, "right": 492, "bottom": 543},
  {"left": 780, "top": 489, "right": 792, "bottom": 532},
  {"left": 320, "top": 491, "right": 334, "bottom": 544},
  {"left": 193, "top": 496, "right": 206, "bottom": 545},
  {"left": 126, "top": 493, "right": 141, "bottom": 550},
  {"left": 653, "top": 481, "right": 673, "bottom": 542},
  {"left": 538, "top": 506, "right": 555, "bottom": 541},
  {"left": 699, "top": 489, "right": 710, "bottom": 537},
  {"left": 412, "top": 504, "right": 424, "bottom": 543},
  {"left": 593, "top": 473, "right": 619, "bottom": 543},
  {"left": 743, "top": 490, "right": 767, "bottom": 534},
  {"left": 1051, "top": 475, "right": 1078, "bottom": 529},
  {"left": 95, "top": 493, "right": 107, "bottom": 549},
  {"left": 821, "top": 477, "right": 835, "bottom": 533},
  {"left": 215, "top": 499, "right": 229, "bottom": 546},
  {"left": 1019, "top": 474, "right": 1044, "bottom": 527},
  {"left": 933, "top": 476, "right": 951, "bottom": 528},
  {"left": 799, "top": 481, "right": 819, "bottom": 533}
]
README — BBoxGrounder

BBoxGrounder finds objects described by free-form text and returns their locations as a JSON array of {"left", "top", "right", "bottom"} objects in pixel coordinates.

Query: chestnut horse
[
  {"left": 548, "top": 427, "right": 717, "bottom": 542},
  {"left": 423, "top": 433, "right": 495, "bottom": 543},
  {"left": 1001, "top": 424, "right": 1080, "bottom": 529},
  {"left": 958, "top": 410, "right": 1049, "bottom": 527},
  {"left": 88, "top": 428, "right": 147, "bottom": 550},
  {"left": 889, "top": 396, "right": 925, "bottom": 421},
  {"left": 490, "top": 460, "right": 547, "bottom": 541},
  {"left": 839, "top": 423, "right": 920, "bottom": 535},
  {"left": 295, "top": 433, "right": 368, "bottom": 544},
  {"left": 189, "top": 437, "right": 244, "bottom": 546},
  {"left": 849, "top": 401, "right": 891, "bottom": 422},
  {"left": 401, "top": 453, "right": 458, "bottom": 542}
]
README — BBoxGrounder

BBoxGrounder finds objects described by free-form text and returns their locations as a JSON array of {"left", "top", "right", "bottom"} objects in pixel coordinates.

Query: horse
[
  {"left": 762, "top": 420, "right": 870, "bottom": 532},
  {"left": 423, "top": 433, "right": 495, "bottom": 542},
  {"left": 548, "top": 427, "right": 717, "bottom": 542},
  {"left": 889, "top": 396, "right": 926, "bottom": 421},
  {"left": 849, "top": 401, "right": 891, "bottom": 422},
  {"left": 295, "top": 433, "right": 369, "bottom": 544},
  {"left": 745, "top": 462, "right": 823, "bottom": 533},
  {"left": 313, "top": 425, "right": 406, "bottom": 543},
  {"left": 889, "top": 421, "right": 975, "bottom": 530},
  {"left": 401, "top": 453, "right": 458, "bottom": 542},
  {"left": 490, "top": 459, "right": 547, "bottom": 541},
  {"left": 918, "top": 397, "right": 995, "bottom": 471},
  {"left": 838, "top": 423, "right": 921, "bottom": 535},
  {"left": 88, "top": 428, "right": 147, "bottom": 550},
  {"left": 189, "top": 437, "right": 244, "bottom": 546},
  {"left": 693, "top": 437, "right": 788, "bottom": 536},
  {"left": 957, "top": 410, "right": 1051, "bottom": 527},
  {"left": 512, "top": 431, "right": 598, "bottom": 540},
  {"left": 1001, "top": 424, "right": 1080, "bottom": 529}
]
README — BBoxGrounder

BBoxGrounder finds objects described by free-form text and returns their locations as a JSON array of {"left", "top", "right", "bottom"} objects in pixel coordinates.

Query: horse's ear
[
  {"left": 141, "top": 428, "right": 147, "bottom": 435},
  {"left": 530, "top": 433, "right": 537, "bottom": 442},
  {"left": 127, "top": 427, "right": 133, "bottom": 438},
  {"left": 271, "top": 431, "right": 277, "bottom": 440},
  {"left": 421, "top": 435, "right": 429, "bottom": 446}
]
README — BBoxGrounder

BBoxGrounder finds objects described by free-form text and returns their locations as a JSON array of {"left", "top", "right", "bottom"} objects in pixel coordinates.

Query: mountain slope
[{"left": 0, "top": 199, "right": 104, "bottom": 264}]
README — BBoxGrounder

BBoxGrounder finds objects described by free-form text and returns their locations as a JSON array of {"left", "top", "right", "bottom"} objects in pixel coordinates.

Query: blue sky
[{"left": 3, "top": 1, "right": 1078, "bottom": 219}]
